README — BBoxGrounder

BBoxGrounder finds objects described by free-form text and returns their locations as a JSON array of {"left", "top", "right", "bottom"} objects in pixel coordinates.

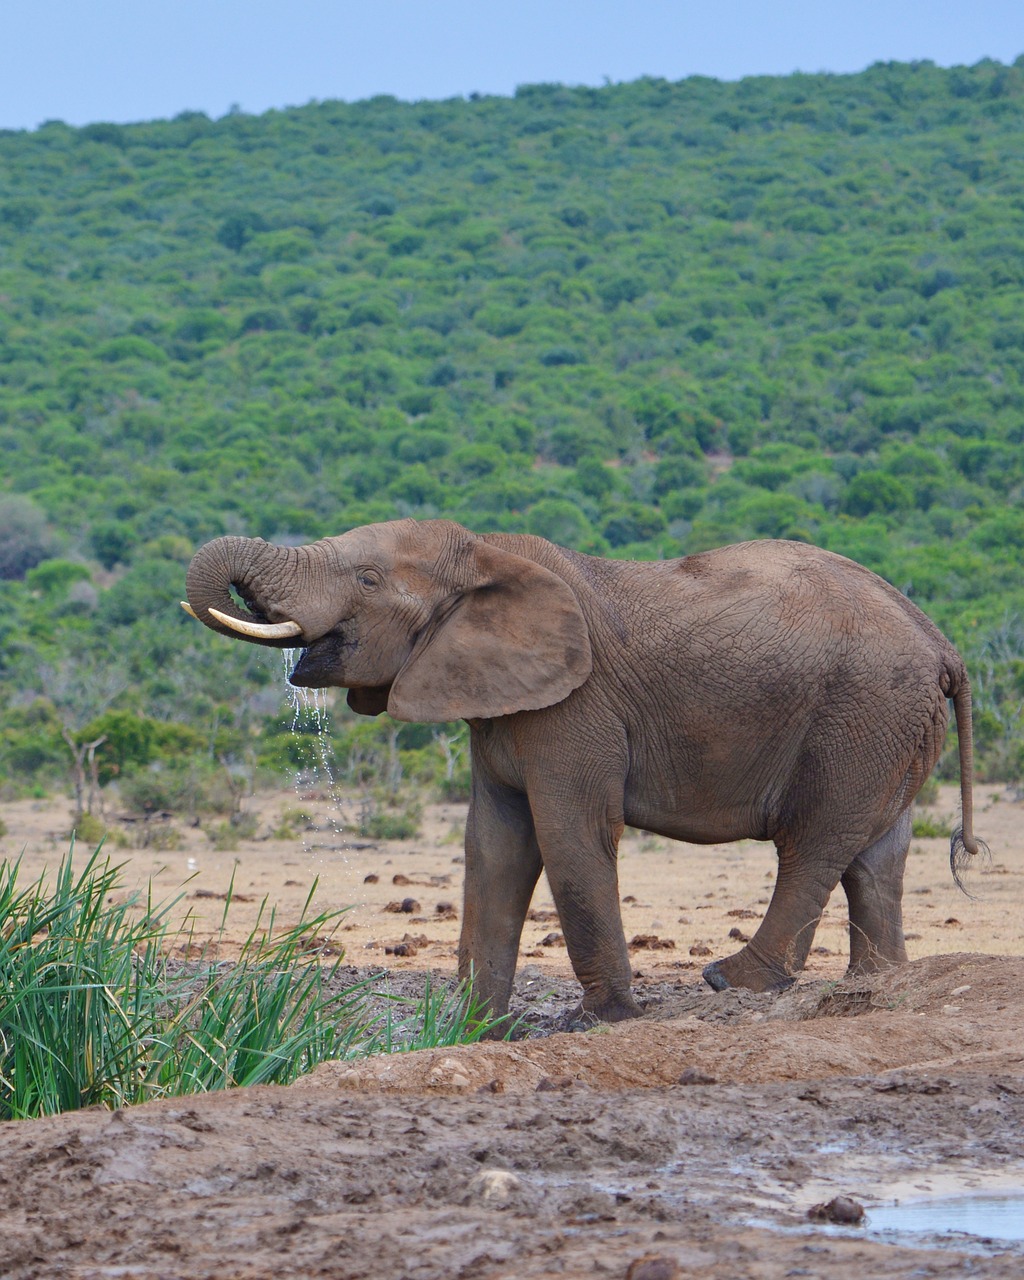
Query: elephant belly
[
  {"left": 624, "top": 796, "right": 768, "bottom": 846},
  {"left": 622, "top": 721, "right": 794, "bottom": 845}
]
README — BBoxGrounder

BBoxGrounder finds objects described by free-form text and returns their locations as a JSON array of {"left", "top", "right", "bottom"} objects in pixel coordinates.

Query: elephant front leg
[
  {"left": 459, "top": 779, "right": 543, "bottom": 1027},
  {"left": 532, "top": 804, "right": 642, "bottom": 1024}
]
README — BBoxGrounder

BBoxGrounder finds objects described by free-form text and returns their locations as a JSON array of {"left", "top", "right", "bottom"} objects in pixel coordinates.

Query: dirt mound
[
  {"left": 300, "top": 954, "right": 1024, "bottom": 1096},
  {"left": 2, "top": 953, "right": 1024, "bottom": 1280}
]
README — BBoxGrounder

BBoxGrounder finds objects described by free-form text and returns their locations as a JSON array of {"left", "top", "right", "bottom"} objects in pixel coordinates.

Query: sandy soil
[{"left": 1, "top": 782, "right": 1023, "bottom": 1278}]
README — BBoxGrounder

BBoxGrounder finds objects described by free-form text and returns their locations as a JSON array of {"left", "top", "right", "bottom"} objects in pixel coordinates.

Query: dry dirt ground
[{"left": 1, "top": 782, "right": 1023, "bottom": 1279}]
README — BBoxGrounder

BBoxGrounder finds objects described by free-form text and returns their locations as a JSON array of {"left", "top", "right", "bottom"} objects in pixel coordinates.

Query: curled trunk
[{"left": 185, "top": 535, "right": 309, "bottom": 648}]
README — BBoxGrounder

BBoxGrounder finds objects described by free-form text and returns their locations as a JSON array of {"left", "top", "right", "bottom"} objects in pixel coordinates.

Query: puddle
[{"left": 868, "top": 1192, "right": 1024, "bottom": 1245}]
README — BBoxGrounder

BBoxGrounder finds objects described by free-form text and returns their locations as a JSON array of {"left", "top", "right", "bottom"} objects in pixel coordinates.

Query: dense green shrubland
[{"left": 1, "top": 58, "right": 1023, "bottom": 808}]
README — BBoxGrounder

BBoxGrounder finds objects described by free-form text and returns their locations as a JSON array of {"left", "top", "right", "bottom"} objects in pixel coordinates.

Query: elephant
[{"left": 183, "top": 518, "right": 985, "bottom": 1025}]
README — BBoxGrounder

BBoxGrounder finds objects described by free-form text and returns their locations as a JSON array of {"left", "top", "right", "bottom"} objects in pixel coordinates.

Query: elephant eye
[{"left": 357, "top": 569, "right": 381, "bottom": 589}]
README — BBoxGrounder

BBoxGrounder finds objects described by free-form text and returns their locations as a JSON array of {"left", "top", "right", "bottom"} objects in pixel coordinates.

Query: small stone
[
  {"left": 383, "top": 898, "right": 421, "bottom": 914},
  {"left": 429, "top": 1057, "right": 472, "bottom": 1090},
  {"left": 807, "top": 1195, "right": 865, "bottom": 1225},
  {"left": 363, "top": 873, "right": 379, "bottom": 884},
  {"left": 630, "top": 934, "right": 676, "bottom": 950},
  {"left": 540, "top": 931, "right": 565, "bottom": 947},
  {"left": 727, "top": 927, "right": 749, "bottom": 941},
  {"left": 467, "top": 1169, "right": 522, "bottom": 1205},
  {"left": 689, "top": 943, "right": 713, "bottom": 957},
  {"left": 535, "top": 1075, "right": 575, "bottom": 1092},
  {"left": 392, "top": 873, "right": 412, "bottom": 885},
  {"left": 677, "top": 1066, "right": 716, "bottom": 1086}
]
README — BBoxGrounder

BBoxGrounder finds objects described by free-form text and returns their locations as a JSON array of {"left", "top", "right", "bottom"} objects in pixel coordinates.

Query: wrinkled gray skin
[{"left": 185, "top": 519, "right": 983, "bottom": 1025}]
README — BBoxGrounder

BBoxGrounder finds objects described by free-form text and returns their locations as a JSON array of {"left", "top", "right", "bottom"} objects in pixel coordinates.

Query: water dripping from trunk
[{"left": 281, "top": 648, "right": 348, "bottom": 848}]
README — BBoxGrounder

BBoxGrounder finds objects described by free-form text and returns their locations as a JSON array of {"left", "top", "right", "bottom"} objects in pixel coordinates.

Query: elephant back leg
[
  {"left": 841, "top": 809, "right": 911, "bottom": 974},
  {"left": 703, "top": 831, "right": 856, "bottom": 992}
]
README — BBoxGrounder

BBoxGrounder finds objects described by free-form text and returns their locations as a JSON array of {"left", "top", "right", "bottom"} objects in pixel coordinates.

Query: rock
[
  {"left": 807, "top": 1195, "right": 865, "bottom": 1225},
  {"left": 428, "top": 1057, "right": 472, "bottom": 1090},
  {"left": 677, "top": 1066, "right": 716, "bottom": 1086},
  {"left": 466, "top": 1169, "right": 523, "bottom": 1206},
  {"left": 383, "top": 898, "right": 421, "bottom": 914},
  {"left": 536, "top": 1075, "right": 590, "bottom": 1092}
]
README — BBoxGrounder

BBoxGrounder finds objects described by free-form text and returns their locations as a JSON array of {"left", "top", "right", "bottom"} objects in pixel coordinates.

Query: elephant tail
[{"left": 947, "top": 668, "right": 989, "bottom": 891}]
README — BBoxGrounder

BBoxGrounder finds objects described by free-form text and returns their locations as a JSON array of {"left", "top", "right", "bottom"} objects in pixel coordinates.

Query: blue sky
[{"left": 2, "top": 0, "right": 1023, "bottom": 131}]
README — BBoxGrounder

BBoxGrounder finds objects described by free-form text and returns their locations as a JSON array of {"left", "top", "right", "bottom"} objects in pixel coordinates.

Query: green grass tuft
[{"left": 0, "top": 845, "right": 509, "bottom": 1121}]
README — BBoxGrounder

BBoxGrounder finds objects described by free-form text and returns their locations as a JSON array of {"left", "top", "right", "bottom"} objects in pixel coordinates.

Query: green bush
[
  {"left": 72, "top": 812, "right": 108, "bottom": 846},
  {"left": 358, "top": 795, "right": 422, "bottom": 840},
  {"left": 911, "top": 814, "right": 953, "bottom": 839},
  {"left": 118, "top": 761, "right": 240, "bottom": 819}
]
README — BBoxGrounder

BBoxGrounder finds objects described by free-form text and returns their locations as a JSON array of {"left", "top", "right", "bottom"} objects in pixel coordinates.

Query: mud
[
  {"left": 0, "top": 954, "right": 1022, "bottom": 1278},
  {"left": 1, "top": 787, "right": 1022, "bottom": 1277}
]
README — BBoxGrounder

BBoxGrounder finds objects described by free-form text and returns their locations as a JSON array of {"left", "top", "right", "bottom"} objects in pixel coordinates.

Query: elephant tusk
[
  {"left": 180, "top": 601, "right": 199, "bottom": 619},
  {"left": 207, "top": 606, "right": 303, "bottom": 640}
]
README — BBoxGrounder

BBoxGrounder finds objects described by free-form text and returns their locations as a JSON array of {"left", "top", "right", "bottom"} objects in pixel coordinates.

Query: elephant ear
[{"left": 387, "top": 538, "right": 592, "bottom": 722}]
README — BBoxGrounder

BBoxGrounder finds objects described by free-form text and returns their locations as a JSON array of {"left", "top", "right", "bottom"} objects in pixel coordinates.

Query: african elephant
[{"left": 183, "top": 519, "right": 984, "bottom": 1024}]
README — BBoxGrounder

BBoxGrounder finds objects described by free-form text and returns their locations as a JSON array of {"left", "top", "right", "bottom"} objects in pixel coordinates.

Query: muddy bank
[{"left": 1, "top": 954, "right": 1023, "bottom": 1279}]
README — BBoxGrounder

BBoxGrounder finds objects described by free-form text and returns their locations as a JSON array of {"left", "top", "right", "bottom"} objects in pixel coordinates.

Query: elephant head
[{"left": 184, "top": 519, "right": 592, "bottom": 721}]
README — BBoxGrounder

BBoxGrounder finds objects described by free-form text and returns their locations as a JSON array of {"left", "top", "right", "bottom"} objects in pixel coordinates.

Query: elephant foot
[
  {"left": 702, "top": 948, "right": 795, "bottom": 994},
  {"left": 577, "top": 990, "right": 644, "bottom": 1025},
  {"left": 702, "top": 961, "right": 733, "bottom": 992},
  {"left": 845, "top": 949, "right": 906, "bottom": 980}
]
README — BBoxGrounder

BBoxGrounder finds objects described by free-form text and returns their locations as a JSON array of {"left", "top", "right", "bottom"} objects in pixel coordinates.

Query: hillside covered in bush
[{"left": 1, "top": 56, "right": 1023, "bottom": 813}]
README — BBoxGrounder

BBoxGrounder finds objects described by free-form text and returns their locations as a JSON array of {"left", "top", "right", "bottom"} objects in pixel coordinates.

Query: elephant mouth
[{"left": 288, "top": 632, "right": 356, "bottom": 688}]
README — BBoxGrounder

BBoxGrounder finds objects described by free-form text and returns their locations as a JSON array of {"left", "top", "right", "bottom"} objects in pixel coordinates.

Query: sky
[{"left": 2, "top": 0, "right": 1023, "bottom": 132}]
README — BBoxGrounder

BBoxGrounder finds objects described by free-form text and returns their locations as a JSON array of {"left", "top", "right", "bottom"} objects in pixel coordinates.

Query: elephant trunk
[{"left": 185, "top": 535, "right": 315, "bottom": 648}]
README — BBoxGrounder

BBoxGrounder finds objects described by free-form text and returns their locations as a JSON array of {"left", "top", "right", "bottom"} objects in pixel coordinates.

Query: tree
[
  {"left": 841, "top": 472, "right": 913, "bottom": 518},
  {"left": 37, "top": 660, "right": 128, "bottom": 822},
  {"left": 526, "top": 498, "right": 594, "bottom": 548},
  {"left": 0, "top": 496, "right": 58, "bottom": 580}
]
